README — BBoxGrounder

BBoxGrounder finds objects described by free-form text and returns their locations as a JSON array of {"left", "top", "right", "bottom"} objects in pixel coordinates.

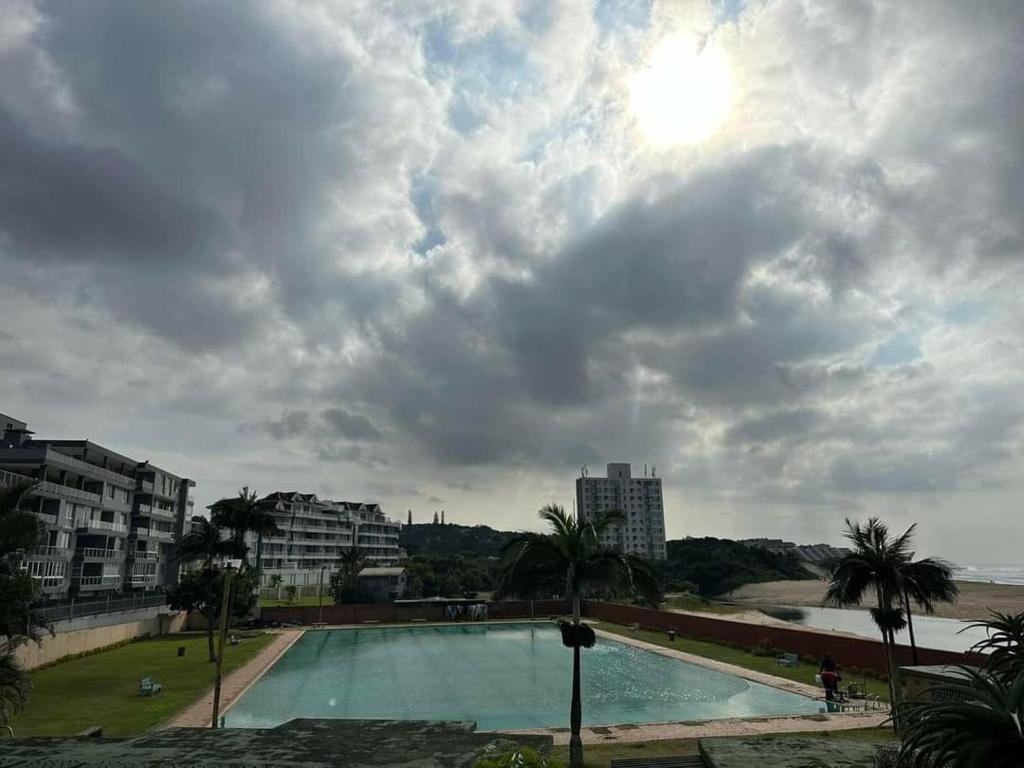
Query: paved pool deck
[{"left": 166, "top": 629, "right": 305, "bottom": 728}]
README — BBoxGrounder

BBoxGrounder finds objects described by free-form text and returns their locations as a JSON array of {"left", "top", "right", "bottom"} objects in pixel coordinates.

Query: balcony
[
  {"left": 30, "top": 545, "right": 74, "bottom": 559},
  {"left": 43, "top": 449, "right": 135, "bottom": 489},
  {"left": 133, "top": 528, "right": 174, "bottom": 541},
  {"left": 130, "top": 550, "right": 161, "bottom": 560},
  {"left": 74, "top": 574, "right": 122, "bottom": 589},
  {"left": 75, "top": 518, "right": 127, "bottom": 534},
  {"left": 78, "top": 547, "right": 123, "bottom": 560},
  {"left": 128, "top": 573, "right": 157, "bottom": 586},
  {"left": 1, "top": 468, "right": 104, "bottom": 505},
  {"left": 138, "top": 480, "right": 154, "bottom": 494}
]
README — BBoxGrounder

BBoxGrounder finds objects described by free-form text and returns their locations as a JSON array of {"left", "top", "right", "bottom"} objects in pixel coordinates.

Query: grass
[
  {"left": 595, "top": 621, "right": 890, "bottom": 702},
  {"left": 12, "top": 631, "right": 276, "bottom": 737},
  {"left": 662, "top": 594, "right": 747, "bottom": 615},
  {"left": 549, "top": 727, "right": 896, "bottom": 767},
  {"left": 260, "top": 595, "right": 328, "bottom": 607}
]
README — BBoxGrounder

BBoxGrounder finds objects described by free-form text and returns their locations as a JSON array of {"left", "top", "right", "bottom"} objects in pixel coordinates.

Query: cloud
[{"left": 0, "top": 0, "right": 1022, "bottom": 561}]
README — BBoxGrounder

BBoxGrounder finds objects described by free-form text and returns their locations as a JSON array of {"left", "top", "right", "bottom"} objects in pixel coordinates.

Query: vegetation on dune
[
  {"left": 401, "top": 521, "right": 514, "bottom": 557},
  {"left": 401, "top": 553, "right": 497, "bottom": 598},
  {"left": 658, "top": 537, "right": 813, "bottom": 596},
  {"left": 496, "top": 505, "right": 661, "bottom": 768}
]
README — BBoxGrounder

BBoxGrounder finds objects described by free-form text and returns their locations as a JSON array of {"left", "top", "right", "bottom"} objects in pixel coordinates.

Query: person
[{"left": 819, "top": 653, "right": 842, "bottom": 701}]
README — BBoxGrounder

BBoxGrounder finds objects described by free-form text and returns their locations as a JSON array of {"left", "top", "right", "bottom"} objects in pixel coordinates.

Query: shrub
[{"left": 474, "top": 742, "right": 562, "bottom": 768}]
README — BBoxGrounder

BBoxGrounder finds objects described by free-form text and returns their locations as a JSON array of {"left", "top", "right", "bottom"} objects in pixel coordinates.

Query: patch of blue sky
[
  {"left": 421, "top": 20, "right": 539, "bottom": 136},
  {"left": 870, "top": 332, "right": 922, "bottom": 367},
  {"left": 410, "top": 172, "right": 446, "bottom": 257},
  {"left": 711, "top": 0, "right": 749, "bottom": 23},
  {"left": 943, "top": 300, "right": 988, "bottom": 326},
  {"left": 594, "top": 0, "right": 652, "bottom": 38}
]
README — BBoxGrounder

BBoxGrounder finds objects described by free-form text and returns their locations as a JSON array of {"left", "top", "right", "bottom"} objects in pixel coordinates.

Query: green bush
[{"left": 474, "top": 743, "right": 562, "bottom": 768}]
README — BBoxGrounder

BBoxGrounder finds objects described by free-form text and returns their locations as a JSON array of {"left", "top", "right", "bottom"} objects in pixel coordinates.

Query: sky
[{"left": 1, "top": 0, "right": 1022, "bottom": 564}]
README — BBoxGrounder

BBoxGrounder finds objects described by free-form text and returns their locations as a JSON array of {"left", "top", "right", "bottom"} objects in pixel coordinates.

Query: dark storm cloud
[
  {"left": 724, "top": 408, "right": 823, "bottom": 445},
  {"left": 0, "top": 108, "right": 216, "bottom": 260},
  {"left": 322, "top": 408, "right": 381, "bottom": 442}
]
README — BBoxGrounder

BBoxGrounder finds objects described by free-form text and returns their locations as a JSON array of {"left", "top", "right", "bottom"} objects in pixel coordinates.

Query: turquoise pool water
[{"left": 224, "top": 624, "right": 820, "bottom": 730}]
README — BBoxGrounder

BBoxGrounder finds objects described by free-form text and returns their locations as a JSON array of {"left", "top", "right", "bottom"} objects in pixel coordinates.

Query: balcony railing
[
  {"left": 130, "top": 550, "right": 161, "bottom": 560},
  {"left": 74, "top": 575, "right": 121, "bottom": 588},
  {"left": 133, "top": 528, "right": 174, "bottom": 541},
  {"left": 129, "top": 574, "right": 157, "bottom": 585},
  {"left": 0, "top": 468, "right": 103, "bottom": 505},
  {"left": 30, "top": 545, "right": 74, "bottom": 558},
  {"left": 78, "top": 547, "right": 123, "bottom": 560},
  {"left": 75, "top": 518, "right": 127, "bottom": 534}
]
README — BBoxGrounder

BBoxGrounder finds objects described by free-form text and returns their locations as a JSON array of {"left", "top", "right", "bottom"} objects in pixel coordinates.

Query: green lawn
[
  {"left": 595, "top": 622, "right": 890, "bottom": 702},
  {"left": 260, "top": 595, "right": 328, "bottom": 607},
  {"left": 550, "top": 727, "right": 896, "bottom": 767},
  {"left": 12, "top": 631, "right": 276, "bottom": 737}
]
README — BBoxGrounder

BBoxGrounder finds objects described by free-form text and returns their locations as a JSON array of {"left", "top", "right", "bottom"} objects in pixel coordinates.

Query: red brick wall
[{"left": 582, "top": 601, "right": 970, "bottom": 676}]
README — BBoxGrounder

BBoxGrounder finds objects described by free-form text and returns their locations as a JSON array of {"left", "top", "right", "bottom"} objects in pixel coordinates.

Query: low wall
[
  {"left": 261, "top": 599, "right": 568, "bottom": 625},
  {"left": 17, "top": 608, "right": 188, "bottom": 669},
  {"left": 583, "top": 601, "right": 970, "bottom": 676}
]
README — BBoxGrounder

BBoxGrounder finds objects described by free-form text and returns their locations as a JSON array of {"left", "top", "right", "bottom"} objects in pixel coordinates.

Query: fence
[
  {"left": 36, "top": 592, "right": 169, "bottom": 623},
  {"left": 260, "top": 599, "right": 568, "bottom": 625}
]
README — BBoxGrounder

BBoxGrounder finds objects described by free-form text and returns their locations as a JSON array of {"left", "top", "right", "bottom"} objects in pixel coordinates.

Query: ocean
[{"left": 953, "top": 564, "right": 1024, "bottom": 586}]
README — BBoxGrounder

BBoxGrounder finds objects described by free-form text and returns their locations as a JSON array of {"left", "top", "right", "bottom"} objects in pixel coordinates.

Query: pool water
[{"left": 224, "top": 624, "right": 819, "bottom": 730}]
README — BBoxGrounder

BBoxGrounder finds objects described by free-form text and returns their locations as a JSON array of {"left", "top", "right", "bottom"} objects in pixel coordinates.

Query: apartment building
[
  {"left": 252, "top": 491, "right": 403, "bottom": 586},
  {"left": 0, "top": 413, "right": 194, "bottom": 600},
  {"left": 575, "top": 462, "right": 667, "bottom": 560}
]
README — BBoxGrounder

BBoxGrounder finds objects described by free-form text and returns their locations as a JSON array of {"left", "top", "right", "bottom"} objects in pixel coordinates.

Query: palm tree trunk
[
  {"left": 255, "top": 530, "right": 263, "bottom": 573},
  {"left": 207, "top": 614, "right": 216, "bottom": 663},
  {"left": 902, "top": 588, "right": 919, "bottom": 666},
  {"left": 569, "top": 591, "right": 583, "bottom": 768}
]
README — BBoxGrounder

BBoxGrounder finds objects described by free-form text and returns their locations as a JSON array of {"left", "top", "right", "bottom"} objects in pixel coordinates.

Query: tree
[
  {"left": 168, "top": 567, "right": 257, "bottom": 662},
  {"left": 496, "top": 505, "right": 661, "bottom": 768},
  {"left": 330, "top": 546, "right": 368, "bottom": 603},
  {"left": 208, "top": 487, "right": 280, "bottom": 570},
  {"left": 824, "top": 518, "right": 957, "bottom": 714},
  {"left": 0, "top": 480, "right": 48, "bottom": 733},
  {"left": 175, "top": 516, "right": 233, "bottom": 570}
]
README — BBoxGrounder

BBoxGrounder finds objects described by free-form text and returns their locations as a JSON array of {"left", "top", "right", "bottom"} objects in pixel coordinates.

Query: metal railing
[
  {"left": 36, "top": 591, "right": 169, "bottom": 623},
  {"left": 0, "top": 469, "right": 103, "bottom": 505},
  {"left": 130, "top": 550, "right": 161, "bottom": 559},
  {"left": 75, "top": 518, "right": 127, "bottom": 533},
  {"left": 30, "top": 545, "right": 73, "bottom": 558},
  {"left": 77, "top": 548, "right": 122, "bottom": 560},
  {"left": 74, "top": 575, "right": 122, "bottom": 587}
]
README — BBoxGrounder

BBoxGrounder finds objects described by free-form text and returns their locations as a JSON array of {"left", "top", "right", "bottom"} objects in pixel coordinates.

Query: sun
[{"left": 630, "top": 33, "right": 733, "bottom": 147}]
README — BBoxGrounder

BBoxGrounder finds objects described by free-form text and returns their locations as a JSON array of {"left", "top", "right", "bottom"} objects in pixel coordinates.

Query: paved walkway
[{"left": 166, "top": 629, "right": 304, "bottom": 728}]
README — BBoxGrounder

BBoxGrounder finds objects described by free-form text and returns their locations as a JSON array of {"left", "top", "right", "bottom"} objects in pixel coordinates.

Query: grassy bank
[
  {"left": 662, "top": 594, "right": 746, "bottom": 615},
  {"left": 549, "top": 727, "right": 896, "bottom": 767},
  {"left": 595, "top": 621, "right": 890, "bottom": 702},
  {"left": 12, "top": 631, "right": 275, "bottom": 737}
]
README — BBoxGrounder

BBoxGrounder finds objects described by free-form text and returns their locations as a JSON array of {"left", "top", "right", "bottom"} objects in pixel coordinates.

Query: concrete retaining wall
[{"left": 17, "top": 608, "right": 188, "bottom": 669}]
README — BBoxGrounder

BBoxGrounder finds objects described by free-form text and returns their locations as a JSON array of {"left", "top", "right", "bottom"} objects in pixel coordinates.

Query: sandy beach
[{"left": 727, "top": 579, "right": 1024, "bottom": 620}]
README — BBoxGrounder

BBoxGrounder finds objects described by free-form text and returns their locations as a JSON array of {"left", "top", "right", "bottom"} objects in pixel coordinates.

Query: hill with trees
[
  {"left": 400, "top": 522, "right": 512, "bottom": 557},
  {"left": 659, "top": 537, "right": 815, "bottom": 596}
]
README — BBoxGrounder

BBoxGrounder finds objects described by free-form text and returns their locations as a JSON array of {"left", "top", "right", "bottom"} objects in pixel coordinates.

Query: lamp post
[
  {"left": 211, "top": 561, "right": 240, "bottom": 728},
  {"left": 318, "top": 564, "right": 327, "bottom": 625}
]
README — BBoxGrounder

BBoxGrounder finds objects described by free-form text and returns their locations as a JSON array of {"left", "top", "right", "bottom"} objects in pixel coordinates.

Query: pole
[
  {"left": 318, "top": 565, "right": 326, "bottom": 624},
  {"left": 211, "top": 567, "right": 235, "bottom": 728}
]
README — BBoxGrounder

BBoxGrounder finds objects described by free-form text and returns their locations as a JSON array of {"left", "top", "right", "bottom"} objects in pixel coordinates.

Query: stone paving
[
  {"left": 166, "top": 629, "right": 304, "bottom": 728},
  {"left": 701, "top": 736, "right": 887, "bottom": 767}
]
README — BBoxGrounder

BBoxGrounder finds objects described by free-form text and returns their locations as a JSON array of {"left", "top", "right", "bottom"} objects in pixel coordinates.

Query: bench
[
  {"left": 610, "top": 756, "right": 705, "bottom": 767},
  {"left": 775, "top": 652, "right": 799, "bottom": 667},
  {"left": 139, "top": 677, "right": 162, "bottom": 696}
]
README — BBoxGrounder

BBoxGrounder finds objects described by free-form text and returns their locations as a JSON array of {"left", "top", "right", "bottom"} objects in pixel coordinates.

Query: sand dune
[{"left": 726, "top": 579, "right": 1024, "bottom": 620}]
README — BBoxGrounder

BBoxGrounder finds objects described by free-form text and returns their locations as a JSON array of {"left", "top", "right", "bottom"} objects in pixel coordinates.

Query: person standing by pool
[{"left": 819, "top": 653, "right": 841, "bottom": 700}]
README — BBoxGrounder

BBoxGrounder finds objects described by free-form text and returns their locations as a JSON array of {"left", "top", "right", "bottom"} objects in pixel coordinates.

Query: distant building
[
  {"left": 575, "top": 462, "right": 666, "bottom": 560},
  {"left": 357, "top": 566, "right": 408, "bottom": 602},
  {"left": 0, "top": 412, "right": 194, "bottom": 600},
  {"left": 740, "top": 538, "right": 851, "bottom": 564},
  {"left": 250, "top": 492, "right": 403, "bottom": 586}
]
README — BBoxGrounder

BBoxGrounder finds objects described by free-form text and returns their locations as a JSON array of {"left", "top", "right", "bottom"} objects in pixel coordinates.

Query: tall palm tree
[
  {"left": 496, "top": 505, "right": 661, "bottom": 768},
  {"left": 208, "top": 487, "right": 280, "bottom": 570},
  {"left": 900, "top": 555, "right": 958, "bottom": 665},
  {"left": 332, "top": 545, "right": 368, "bottom": 603},
  {"left": 825, "top": 518, "right": 913, "bottom": 710}
]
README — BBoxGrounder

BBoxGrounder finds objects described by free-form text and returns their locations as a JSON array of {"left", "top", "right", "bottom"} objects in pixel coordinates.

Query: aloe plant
[{"left": 963, "top": 611, "right": 1024, "bottom": 686}]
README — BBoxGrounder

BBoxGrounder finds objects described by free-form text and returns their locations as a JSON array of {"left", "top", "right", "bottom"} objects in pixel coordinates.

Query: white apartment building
[
  {"left": 0, "top": 412, "right": 195, "bottom": 600},
  {"left": 575, "top": 462, "right": 667, "bottom": 560},
  {"left": 251, "top": 491, "right": 403, "bottom": 586}
]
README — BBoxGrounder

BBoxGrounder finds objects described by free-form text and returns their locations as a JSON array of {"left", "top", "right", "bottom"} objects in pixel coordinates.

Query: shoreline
[{"left": 726, "top": 579, "right": 1024, "bottom": 620}]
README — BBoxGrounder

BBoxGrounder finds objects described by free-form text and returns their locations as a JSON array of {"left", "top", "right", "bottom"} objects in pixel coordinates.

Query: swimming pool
[{"left": 225, "top": 624, "right": 819, "bottom": 729}]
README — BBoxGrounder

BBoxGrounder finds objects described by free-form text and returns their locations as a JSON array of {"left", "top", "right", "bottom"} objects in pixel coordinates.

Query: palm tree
[
  {"left": 175, "top": 516, "right": 232, "bottom": 569},
  {"left": 208, "top": 487, "right": 280, "bottom": 570},
  {"left": 825, "top": 518, "right": 913, "bottom": 710},
  {"left": 496, "top": 505, "right": 661, "bottom": 768},
  {"left": 0, "top": 653, "right": 31, "bottom": 738},
  {"left": 900, "top": 555, "right": 958, "bottom": 665},
  {"left": 331, "top": 545, "right": 368, "bottom": 603}
]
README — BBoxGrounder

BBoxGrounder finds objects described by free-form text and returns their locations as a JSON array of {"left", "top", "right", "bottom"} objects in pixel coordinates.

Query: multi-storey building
[
  {"left": 0, "top": 412, "right": 194, "bottom": 601},
  {"left": 252, "top": 491, "right": 403, "bottom": 586},
  {"left": 575, "top": 462, "right": 667, "bottom": 560}
]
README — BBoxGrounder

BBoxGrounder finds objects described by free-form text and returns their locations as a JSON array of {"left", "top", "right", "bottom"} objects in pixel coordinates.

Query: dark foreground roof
[{"left": 0, "top": 718, "right": 552, "bottom": 767}]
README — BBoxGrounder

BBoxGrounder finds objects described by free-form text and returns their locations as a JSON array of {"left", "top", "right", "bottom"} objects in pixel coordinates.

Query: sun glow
[{"left": 630, "top": 33, "right": 733, "bottom": 146}]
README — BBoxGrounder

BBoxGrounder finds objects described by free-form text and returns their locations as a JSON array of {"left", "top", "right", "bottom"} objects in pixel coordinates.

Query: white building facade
[
  {"left": 252, "top": 491, "right": 403, "bottom": 586},
  {"left": 575, "top": 462, "right": 667, "bottom": 560}
]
